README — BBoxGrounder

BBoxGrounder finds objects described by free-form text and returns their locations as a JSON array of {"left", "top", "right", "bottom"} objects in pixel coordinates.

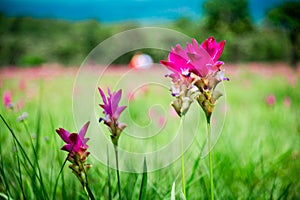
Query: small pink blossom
[
  {"left": 98, "top": 87, "right": 127, "bottom": 145},
  {"left": 158, "top": 116, "right": 166, "bottom": 127},
  {"left": 99, "top": 88, "right": 126, "bottom": 126},
  {"left": 19, "top": 79, "right": 27, "bottom": 91},
  {"left": 266, "top": 94, "right": 276, "bottom": 106},
  {"left": 56, "top": 122, "right": 92, "bottom": 187},
  {"left": 3, "top": 91, "right": 13, "bottom": 109},
  {"left": 56, "top": 121, "right": 90, "bottom": 162},
  {"left": 148, "top": 108, "right": 157, "bottom": 119},
  {"left": 283, "top": 97, "right": 291, "bottom": 108}
]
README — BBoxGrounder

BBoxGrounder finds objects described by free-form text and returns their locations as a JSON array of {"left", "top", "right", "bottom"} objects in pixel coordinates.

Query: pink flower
[
  {"left": 19, "top": 79, "right": 27, "bottom": 91},
  {"left": 56, "top": 122, "right": 92, "bottom": 187},
  {"left": 160, "top": 36, "right": 228, "bottom": 118},
  {"left": 99, "top": 87, "right": 126, "bottom": 124},
  {"left": 158, "top": 116, "right": 166, "bottom": 127},
  {"left": 283, "top": 97, "right": 291, "bottom": 108},
  {"left": 3, "top": 91, "right": 13, "bottom": 109},
  {"left": 98, "top": 87, "right": 127, "bottom": 145},
  {"left": 148, "top": 108, "right": 157, "bottom": 119},
  {"left": 266, "top": 94, "right": 276, "bottom": 106},
  {"left": 160, "top": 36, "right": 226, "bottom": 78},
  {"left": 56, "top": 121, "right": 90, "bottom": 162}
]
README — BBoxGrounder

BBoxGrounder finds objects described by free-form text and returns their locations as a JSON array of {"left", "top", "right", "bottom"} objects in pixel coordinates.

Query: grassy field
[{"left": 0, "top": 63, "right": 300, "bottom": 199}]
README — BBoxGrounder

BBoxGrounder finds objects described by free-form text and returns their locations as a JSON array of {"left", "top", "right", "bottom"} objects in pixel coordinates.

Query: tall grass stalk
[
  {"left": 0, "top": 138, "right": 12, "bottom": 199},
  {"left": 114, "top": 146, "right": 121, "bottom": 200},
  {"left": 138, "top": 157, "right": 147, "bottom": 200},
  {"left": 180, "top": 117, "right": 186, "bottom": 197},
  {"left": 0, "top": 114, "right": 46, "bottom": 196},
  {"left": 83, "top": 169, "right": 95, "bottom": 200},
  {"left": 207, "top": 120, "right": 214, "bottom": 200},
  {"left": 52, "top": 156, "right": 68, "bottom": 200},
  {"left": 107, "top": 145, "right": 112, "bottom": 200},
  {"left": 13, "top": 139, "right": 26, "bottom": 199},
  {"left": 22, "top": 121, "right": 46, "bottom": 198}
]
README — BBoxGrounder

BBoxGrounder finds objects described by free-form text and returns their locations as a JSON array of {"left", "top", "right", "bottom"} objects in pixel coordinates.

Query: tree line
[{"left": 0, "top": 0, "right": 299, "bottom": 67}]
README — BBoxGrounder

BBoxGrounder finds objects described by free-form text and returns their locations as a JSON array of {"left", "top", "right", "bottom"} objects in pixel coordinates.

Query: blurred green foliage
[
  {"left": 1, "top": 66, "right": 300, "bottom": 199},
  {"left": 266, "top": 1, "right": 300, "bottom": 67},
  {"left": 0, "top": 0, "right": 299, "bottom": 67},
  {"left": 203, "top": 0, "right": 253, "bottom": 34},
  {"left": 0, "top": 14, "right": 130, "bottom": 66}
]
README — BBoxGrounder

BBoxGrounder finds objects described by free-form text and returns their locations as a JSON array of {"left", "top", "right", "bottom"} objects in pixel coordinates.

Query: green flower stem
[
  {"left": 114, "top": 146, "right": 121, "bottom": 200},
  {"left": 84, "top": 183, "right": 95, "bottom": 200},
  {"left": 83, "top": 164, "right": 95, "bottom": 200},
  {"left": 52, "top": 156, "right": 68, "bottom": 200},
  {"left": 207, "top": 121, "right": 214, "bottom": 200},
  {"left": 180, "top": 117, "right": 186, "bottom": 197}
]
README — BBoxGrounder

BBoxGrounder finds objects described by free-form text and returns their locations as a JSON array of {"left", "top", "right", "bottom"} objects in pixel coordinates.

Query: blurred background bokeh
[
  {"left": 1, "top": 1, "right": 300, "bottom": 199},
  {"left": 0, "top": 0, "right": 299, "bottom": 67}
]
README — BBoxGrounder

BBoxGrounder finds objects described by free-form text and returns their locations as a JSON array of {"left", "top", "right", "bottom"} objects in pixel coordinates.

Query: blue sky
[{"left": 0, "top": 0, "right": 290, "bottom": 23}]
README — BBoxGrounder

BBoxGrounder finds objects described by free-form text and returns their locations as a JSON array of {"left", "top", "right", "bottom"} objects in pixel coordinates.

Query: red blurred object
[
  {"left": 129, "top": 53, "right": 153, "bottom": 69},
  {"left": 266, "top": 94, "right": 276, "bottom": 106},
  {"left": 283, "top": 96, "right": 291, "bottom": 108}
]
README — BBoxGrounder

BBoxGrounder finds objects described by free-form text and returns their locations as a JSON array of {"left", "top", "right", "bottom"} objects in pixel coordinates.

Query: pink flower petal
[
  {"left": 78, "top": 121, "right": 90, "bottom": 139},
  {"left": 98, "top": 87, "right": 107, "bottom": 105},
  {"left": 56, "top": 128, "right": 71, "bottom": 144}
]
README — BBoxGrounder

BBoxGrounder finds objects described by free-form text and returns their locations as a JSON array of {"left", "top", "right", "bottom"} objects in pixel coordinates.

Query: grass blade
[
  {"left": 0, "top": 192, "right": 11, "bottom": 200},
  {"left": 13, "top": 140, "right": 26, "bottom": 199},
  {"left": 180, "top": 191, "right": 186, "bottom": 200},
  {"left": 114, "top": 146, "right": 121, "bottom": 200},
  {"left": 107, "top": 145, "right": 112, "bottom": 200},
  {"left": 171, "top": 182, "right": 176, "bottom": 200},
  {"left": 52, "top": 156, "right": 68, "bottom": 200},
  {"left": 138, "top": 157, "right": 148, "bottom": 200},
  {"left": 0, "top": 114, "right": 46, "bottom": 198},
  {"left": 0, "top": 135, "right": 12, "bottom": 199},
  {"left": 278, "top": 183, "right": 291, "bottom": 200}
]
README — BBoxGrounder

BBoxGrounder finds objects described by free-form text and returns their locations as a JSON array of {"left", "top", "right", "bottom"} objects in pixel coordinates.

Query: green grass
[{"left": 0, "top": 65, "right": 299, "bottom": 199}]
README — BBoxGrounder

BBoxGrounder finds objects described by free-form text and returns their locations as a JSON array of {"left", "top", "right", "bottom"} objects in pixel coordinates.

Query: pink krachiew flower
[
  {"left": 160, "top": 36, "right": 228, "bottom": 118},
  {"left": 56, "top": 121, "right": 91, "bottom": 186},
  {"left": 56, "top": 121, "right": 90, "bottom": 162},
  {"left": 3, "top": 90, "right": 13, "bottom": 109},
  {"left": 160, "top": 36, "right": 226, "bottom": 78},
  {"left": 98, "top": 87, "right": 127, "bottom": 145}
]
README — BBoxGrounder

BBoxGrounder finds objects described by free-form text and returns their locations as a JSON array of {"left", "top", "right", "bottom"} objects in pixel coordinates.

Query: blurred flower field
[{"left": 0, "top": 63, "right": 300, "bottom": 199}]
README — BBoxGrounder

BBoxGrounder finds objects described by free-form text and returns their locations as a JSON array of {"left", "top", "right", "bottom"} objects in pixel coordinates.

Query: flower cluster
[
  {"left": 98, "top": 87, "right": 127, "bottom": 145},
  {"left": 161, "top": 36, "right": 228, "bottom": 120},
  {"left": 56, "top": 121, "right": 91, "bottom": 186}
]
